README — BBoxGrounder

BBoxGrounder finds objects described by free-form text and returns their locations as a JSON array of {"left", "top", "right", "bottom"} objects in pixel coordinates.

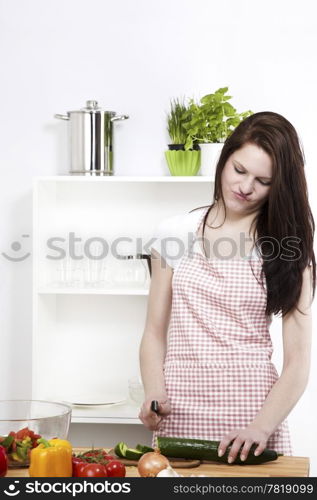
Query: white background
[{"left": 0, "top": 0, "right": 316, "bottom": 475}]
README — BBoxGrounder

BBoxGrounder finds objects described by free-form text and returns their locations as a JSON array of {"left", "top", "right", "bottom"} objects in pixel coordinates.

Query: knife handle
[{"left": 151, "top": 400, "right": 160, "bottom": 414}]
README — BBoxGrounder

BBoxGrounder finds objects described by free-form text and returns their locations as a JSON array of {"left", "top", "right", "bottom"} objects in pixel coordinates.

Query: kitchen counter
[{"left": 6, "top": 448, "right": 309, "bottom": 478}]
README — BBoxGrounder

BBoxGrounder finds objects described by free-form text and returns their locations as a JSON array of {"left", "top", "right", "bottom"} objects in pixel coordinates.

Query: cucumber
[
  {"left": 114, "top": 442, "right": 154, "bottom": 460},
  {"left": 10, "top": 452, "right": 24, "bottom": 463},
  {"left": 136, "top": 444, "right": 154, "bottom": 454},
  {"left": 0, "top": 435, "right": 14, "bottom": 449},
  {"left": 157, "top": 436, "right": 279, "bottom": 465},
  {"left": 114, "top": 441, "right": 128, "bottom": 458},
  {"left": 16, "top": 443, "right": 29, "bottom": 461},
  {"left": 124, "top": 448, "right": 144, "bottom": 460}
]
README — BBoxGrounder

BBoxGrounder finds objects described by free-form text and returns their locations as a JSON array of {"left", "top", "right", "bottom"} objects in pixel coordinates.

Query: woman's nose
[{"left": 240, "top": 179, "right": 254, "bottom": 195}]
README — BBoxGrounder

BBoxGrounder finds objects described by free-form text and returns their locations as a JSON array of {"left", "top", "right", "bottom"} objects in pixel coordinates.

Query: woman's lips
[{"left": 233, "top": 191, "right": 249, "bottom": 201}]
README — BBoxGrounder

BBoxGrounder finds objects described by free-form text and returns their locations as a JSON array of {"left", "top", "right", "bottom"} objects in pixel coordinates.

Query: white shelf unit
[
  {"left": 38, "top": 288, "right": 150, "bottom": 296},
  {"left": 34, "top": 175, "right": 214, "bottom": 183},
  {"left": 70, "top": 401, "right": 141, "bottom": 424},
  {"left": 32, "top": 176, "right": 213, "bottom": 424}
]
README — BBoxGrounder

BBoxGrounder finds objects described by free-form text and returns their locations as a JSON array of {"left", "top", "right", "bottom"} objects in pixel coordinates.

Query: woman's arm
[
  {"left": 138, "top": 248, "right": 173, "bottom": 430},
  {"left": 250, "top": 265, "right": 312, "bottom": 434},
  {"left": 218, "top": 265, "right": 313, "bottom": 463}
]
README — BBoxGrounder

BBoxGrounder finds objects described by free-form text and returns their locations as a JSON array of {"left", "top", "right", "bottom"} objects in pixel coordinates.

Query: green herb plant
[
  {"left": 183, "top": 87, "right": 253, "bottom": 150},
  {"left": 167, "top": 98, "right": 192, "bottom": 146}
]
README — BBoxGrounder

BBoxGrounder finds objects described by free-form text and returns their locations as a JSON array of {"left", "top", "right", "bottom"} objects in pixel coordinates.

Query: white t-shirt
[
  {"left": 151, "top": 206, "right": 261, "bottom": 270},
  {"left": 150, "top": 207, "right": 207, "bottom": 270}
]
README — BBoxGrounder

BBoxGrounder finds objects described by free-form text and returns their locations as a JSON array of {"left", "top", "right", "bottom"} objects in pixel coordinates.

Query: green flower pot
[{"left": 165, "top": 150, "right": 201, "bottom": 176}]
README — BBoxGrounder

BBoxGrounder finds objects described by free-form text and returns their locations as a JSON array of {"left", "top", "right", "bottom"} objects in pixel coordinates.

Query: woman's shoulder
[
  {"left": 154, "top": 206, "right": 208, "bottom": 236},
  {"left": 150, "top": 206, "right": 208, "bottom": 269}
]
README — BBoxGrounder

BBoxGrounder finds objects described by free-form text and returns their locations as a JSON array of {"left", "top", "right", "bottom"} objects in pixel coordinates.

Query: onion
[
  {"left": 137, "top": 449, "right": 170, "bottom": 477},
  {"left": 156, "top": 466, "right": 180, "bottom": 477}
]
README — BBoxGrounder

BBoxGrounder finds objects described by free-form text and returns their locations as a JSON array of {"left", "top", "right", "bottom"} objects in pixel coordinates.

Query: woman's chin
[{"left": 225, "top": 198, "right": 246, "bottom": 212}]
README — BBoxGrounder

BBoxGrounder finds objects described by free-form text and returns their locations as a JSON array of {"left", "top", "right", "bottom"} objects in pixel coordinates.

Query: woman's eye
[
  {"left": 234, "top": 165, "right": 271, "bottom": 186},
  {"left": 234, "top": 166, "right": 244, "bottom": 174},
  {"left": 258, "top": 179, "right": 271, "bottom": 186}
]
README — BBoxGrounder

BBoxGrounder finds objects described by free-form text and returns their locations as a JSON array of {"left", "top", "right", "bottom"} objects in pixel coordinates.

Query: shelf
[
  {"left": 38, "top": 287, "right": 149, "bottom": 295},
  {"left": 34, "top": 175, "right": 214, "bottom": 183},
  {"left": 70, "top": 400, "right": 141, "bottom": 425},
  {"left": 33, "top": 176, "right": 213, "bottom": 419}
]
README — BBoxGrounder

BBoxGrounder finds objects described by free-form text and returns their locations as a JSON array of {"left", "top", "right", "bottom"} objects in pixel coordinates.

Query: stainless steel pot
[{"left": 55, "top": 100, "right": 129, "bottom": 175}]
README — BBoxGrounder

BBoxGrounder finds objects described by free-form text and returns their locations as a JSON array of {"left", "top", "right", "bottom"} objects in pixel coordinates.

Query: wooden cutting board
[
  {"left": 6, "top": 449, "right": 310, "bottom": 477},
  {"left": 7, "top": 456, "right": 310, "bottom": 478},
  {"left": 107, "top": 448, "right": 200, "bottom": 468}
]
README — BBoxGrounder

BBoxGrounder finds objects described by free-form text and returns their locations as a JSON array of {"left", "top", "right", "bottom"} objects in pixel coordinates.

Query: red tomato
[
  {"left": 72, "top": 456, "right": 86, "bottom": 477},
  {"left": 78, "top": 463, "right": 107, "bottom": 477},
  {"left": 0, "top": 446, "right": 8, "bottom": 477},
  {"left": 105, "top": 460, "right": 126, "bottom": 477},
  {"left": 16, "top": 427, "right": 32, "bottom": 440},
  {"left": 76, "top": 462, "right": 90, "bottom": 477}
]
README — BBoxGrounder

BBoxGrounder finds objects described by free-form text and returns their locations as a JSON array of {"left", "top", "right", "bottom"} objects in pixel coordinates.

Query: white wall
[{"left": 0, "top": 0, "right": 316, "bottom": 475}]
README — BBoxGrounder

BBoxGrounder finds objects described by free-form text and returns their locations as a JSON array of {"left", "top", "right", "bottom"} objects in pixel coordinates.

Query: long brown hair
[{"left": 197, "top": 111, "right": 316, "bottom": 317}]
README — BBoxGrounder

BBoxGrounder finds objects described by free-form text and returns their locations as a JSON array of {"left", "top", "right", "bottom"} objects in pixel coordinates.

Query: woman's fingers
[
  {"left": 218, "top": 426, "right": 269, "bottom": 463},
  {"left": 158, "top": 400, "right": 171, "bottom": 416},
  {"left": 218, "top": 431, "right": 237, "bottom": 457},
  {"left": 139, "top": 414, "right": 162, "bottom": 430},
  {"left": 226, "top": 437, "right": 244, "bottom": 463},
  {"left": 253, "top": 441, "right": 267, "bottom": 457},
  {"left": 138, "top": 399, "right": 170, "bottom": 430},
  {"left": 238, "top": 440, "right": 255, "bottom": 462}
]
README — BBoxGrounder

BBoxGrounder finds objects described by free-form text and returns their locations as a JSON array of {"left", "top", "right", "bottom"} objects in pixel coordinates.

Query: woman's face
[{"left": 221, "top": 142, "right": 273, "bottom": 215}]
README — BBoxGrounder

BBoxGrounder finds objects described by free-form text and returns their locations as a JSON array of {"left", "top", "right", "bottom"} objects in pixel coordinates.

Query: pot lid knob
[{"left": 86, "top": 100, "right": 99, "bottom": 109}]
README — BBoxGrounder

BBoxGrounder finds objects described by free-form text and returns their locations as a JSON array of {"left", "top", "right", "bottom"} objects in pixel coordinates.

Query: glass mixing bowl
[
  {"left": 128, "top": 376, "right": 145, "bottom": 405},
  {"left": 0, "top": 400, "right": 72, "bottom": 467}
]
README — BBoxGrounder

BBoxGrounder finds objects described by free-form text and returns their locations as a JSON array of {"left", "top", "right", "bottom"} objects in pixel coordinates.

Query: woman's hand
[
  {"left": 138, "top": 398, "right": 171, "bottom": 431},
  {"left": 217, "top": 425, "right": 270, "bottom": 463}
]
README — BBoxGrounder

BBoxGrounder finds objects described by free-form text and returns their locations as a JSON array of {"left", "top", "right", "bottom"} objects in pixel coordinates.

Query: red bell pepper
[{"left": 0, "top": 445, "right": 8, "bottom": 477}]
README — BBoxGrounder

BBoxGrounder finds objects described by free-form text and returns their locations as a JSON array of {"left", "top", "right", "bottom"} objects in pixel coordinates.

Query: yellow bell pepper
[{"left": 29, "top": 438, "right": 72, "bottom": 477}]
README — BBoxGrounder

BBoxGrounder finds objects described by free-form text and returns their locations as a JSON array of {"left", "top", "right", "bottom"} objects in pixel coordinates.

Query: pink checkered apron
[{"left": 153, "top": 207, "right": 292, "bottom": 455}]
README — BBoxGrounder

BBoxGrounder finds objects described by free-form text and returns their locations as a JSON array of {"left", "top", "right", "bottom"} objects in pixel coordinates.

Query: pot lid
[{"left": 67, "top": 100, "right": 116, "bottom": 115}]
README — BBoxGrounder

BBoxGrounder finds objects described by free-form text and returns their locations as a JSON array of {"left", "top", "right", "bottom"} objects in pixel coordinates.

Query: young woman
[{"left": 139, "top": 111, "right": 315, "bottom": 463}]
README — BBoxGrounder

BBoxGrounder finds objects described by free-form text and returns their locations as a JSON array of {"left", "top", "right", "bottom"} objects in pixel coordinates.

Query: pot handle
[
  {"left": 54, "top": 114, "right": 70, "bottom": 121},
  {"left": 111, "top": 114, "right": 129, "bottom": 122}
]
